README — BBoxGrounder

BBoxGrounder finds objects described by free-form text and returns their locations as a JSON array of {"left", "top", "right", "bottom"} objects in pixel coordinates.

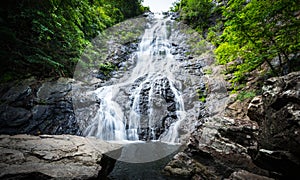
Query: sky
[{"left": 142, "top": 0, "right": 178, "bottom": 12}]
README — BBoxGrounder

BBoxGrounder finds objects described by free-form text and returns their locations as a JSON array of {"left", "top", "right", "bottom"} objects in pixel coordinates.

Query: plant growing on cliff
[
  {"left": 215, "top": 0, "right": 300, "bottom": 85},
  {"left": 235, "top": 90, "right": 256, "bottom": 101},
  {"left": 174, "top": 0, "right": 215, "bottom": 34},
  {"left": 196, "top": 89, "right": 207, "bottom": 103},
  {"left": 99, "top": 62, "right": 117, "bottom": 76}
]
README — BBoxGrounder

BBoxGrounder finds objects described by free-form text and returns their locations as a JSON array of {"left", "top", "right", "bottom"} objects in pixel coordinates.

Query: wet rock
[
  {"left": 0, "top": 106, "right": 31, "bottom": 127},
  {"left": 127, "top": 77, "right": 179, "bottom": 140},
  {"left": 95, "top": 41, "right": 140, "bottom": 81},
  {"left": 182, "top": 60, "right": 203, "bottom": 76},
  {"left": 0, "top": 134, "right": 121, "bottom": 179},
  {"left": 170, "top": 12, "right": 180, "bottom": 20},
  {"left": 162, "top": 116, "right": 177, "bottom": 130},
  {"left": 165, "top": 116, "right": 268, "bottom": 179},
  {"left": 167, "top": 102, "right": 176, "bottom": 111},
  {"left": 248, "top": 71, "right": 300, "bottom": 178},
  {"left": 37, "top": 78, "right": 72, "bottom": 103},
  {"left": 0, "top": 78, "right": 35, "bottom": 105},
  {"left": 165, "top": 63, "right": 269, "bottom": 179},
  {"left": 0, "top": 78, "right": 80, "bottom": 135}
]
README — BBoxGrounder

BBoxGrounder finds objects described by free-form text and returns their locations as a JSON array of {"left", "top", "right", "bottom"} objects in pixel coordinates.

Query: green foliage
[
  {"left": 196, "top": 89, "right": 207, "bottom": 103},
  {"left": 99, "top": 62, "right": 117, "bottom": 76},
  {"left": 199, "top": 96, "right": 206, "bottom": 103},
  {"left": 203, "top": 68, "right": 212, "bottom": 75},
  {"left": 178, "top": 0, "right": 214, "bottom": 30},
  {"left": 215, "top": 0, "right": 300, "bottom": 84},
  {"left": 175, "top": 0, "right": 299, "bottom": 90},
  {"left": 206, "top": 21, "right": 223, "bottom": 46},
  {"left": 236, "top": 90, "right": 256, "bottom": 101},
  {"left": 108, "top": 0, "right": 145, "bottom": 19},
  {"left": 0, "top": 0, "right": 145, "bottom": 81},
  {"left": 174, "top": 0, "right": 224, "bottom": 37}
]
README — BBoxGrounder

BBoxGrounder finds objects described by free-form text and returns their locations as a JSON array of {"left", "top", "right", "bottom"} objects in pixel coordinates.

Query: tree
[
  {"left": 175, "top": 0, "right": 215, "bottom": 33},
  {"left": 215, "top": 0, "right": 300, "bottom": 84},
  {"left": 0, "top": 0, "right": 145, "bottom": 81}
]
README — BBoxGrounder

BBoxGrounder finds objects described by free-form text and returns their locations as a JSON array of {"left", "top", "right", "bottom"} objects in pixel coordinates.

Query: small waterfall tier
[{"left": 82, "top": 14, "right": 191, "bottom": 144}]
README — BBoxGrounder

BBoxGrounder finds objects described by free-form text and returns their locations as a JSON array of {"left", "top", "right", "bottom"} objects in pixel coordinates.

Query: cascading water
[
  {"left": 82, "top": 14, "right": 187, "bottom": 144},
  {"left": 73, "top": 12, "right": 204, "bottom": 164}
]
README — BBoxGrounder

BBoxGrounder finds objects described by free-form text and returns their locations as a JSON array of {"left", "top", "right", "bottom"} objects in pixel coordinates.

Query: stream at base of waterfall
[{"left": 73, "top": 13, "right": 203, "bottom": 164}]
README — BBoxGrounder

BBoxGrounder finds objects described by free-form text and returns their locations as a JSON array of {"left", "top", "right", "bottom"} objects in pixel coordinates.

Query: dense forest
[
  {"left": 173, "top": 0, "right": 300, "bottom": 90},
  {"left": 0, "top": 0, "right": 146, "bottom": 82}
]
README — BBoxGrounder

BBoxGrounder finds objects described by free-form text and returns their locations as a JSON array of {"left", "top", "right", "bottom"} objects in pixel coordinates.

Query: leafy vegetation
[
  {"left": 203, "top": 68, "right": 212, "bottom": 75},
  {"left": 196, "top": 89, "right": 207, "bottom": 103},
  {"left": 235, "top": 90, "right": 256, "bottom": 101},
  {"left": 172, "top": 0, "right": 216, "bottom": 36},
  {"left": 0, "top": 0, "right": 145, "bottom": 82},
  {"left": 216, "top": 0, "right": 300, "bottom": 86},
  {"left": 174, "top": 0, "right": 300, "bottom": 90},
  {"left": 99, "top": 62, "right": 117, "bottom": 76}
]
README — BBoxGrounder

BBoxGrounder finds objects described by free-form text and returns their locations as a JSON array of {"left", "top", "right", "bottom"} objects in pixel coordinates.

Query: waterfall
[{"left": 82, "top": 14, "right": 187, "bottom": 144}]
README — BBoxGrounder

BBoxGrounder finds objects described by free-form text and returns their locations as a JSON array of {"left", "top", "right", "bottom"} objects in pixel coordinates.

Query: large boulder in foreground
[
  {"left": 248, "top": 71, "right": 300, "bottom": 178},
  {"left": 0, "top": 134, "right": 122, "bottom": 179}
]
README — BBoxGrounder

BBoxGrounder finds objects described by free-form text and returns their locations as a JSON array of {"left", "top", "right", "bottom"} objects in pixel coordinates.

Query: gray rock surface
[
  {"left": 248, "top": 71, "right": 300, "bottom": 178},
  {"left": 226, "top": 170, "right": 273, "bottom": 180},
  {"left": 163, "top": 62, "right": 269, "bottom": 179},
  {"left": 0, "top": 134, "right": 122, "bottom": 179},
  {"left": 0, "top": 77, "right": 79, "bottom": 135},
  {"left": 163, "top": 152, "right": 217, "bottom": 179},
  {"left": 248, "top": 71, "right": 300, "bottom": 152}
]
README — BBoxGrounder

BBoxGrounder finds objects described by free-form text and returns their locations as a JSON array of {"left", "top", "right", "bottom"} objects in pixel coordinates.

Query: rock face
[
  {"left": 0, "top": 78, "right": 79, "bottom": 135},
  {"left": 248, "top": 71, "right": 300, "bottom": 178},
  {"left": 163, "top": 64, "right": 270, "bottom": 179},
  {"left": 128, "top": 76, "right": 179, "bottom": 140},
  {"left": 164, "top": 71, "right": 300, "bottom": 179},
  {"left": 163, "top": 152, "right": 217, "bottom": 179},
  {"left": 0, "top": 134, "right": 121, "bottom": 179}
]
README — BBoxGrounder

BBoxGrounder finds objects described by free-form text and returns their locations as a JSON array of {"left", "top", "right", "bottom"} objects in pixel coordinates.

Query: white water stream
[{"left": 82, "top": 14, "right": 188, "bottom": 144}]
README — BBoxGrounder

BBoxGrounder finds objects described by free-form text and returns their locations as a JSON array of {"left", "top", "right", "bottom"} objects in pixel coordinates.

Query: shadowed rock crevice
[{"left": 248, "top": 71, "right": 300, "bottom": 178}]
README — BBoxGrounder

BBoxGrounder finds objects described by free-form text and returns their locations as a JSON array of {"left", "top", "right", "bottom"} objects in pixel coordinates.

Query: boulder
[
  {"left": 248, "top": 71, "right": 300, "bottom": 178},
  {"left": 180, "top": 116, "right": 268, "bottom": 179},
  {"left": 0, "top": 134, "right": 121, "bottom": 179}
]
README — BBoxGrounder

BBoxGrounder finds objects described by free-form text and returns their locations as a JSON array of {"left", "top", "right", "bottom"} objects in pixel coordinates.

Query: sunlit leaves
[{"left": 215, "top": 0, "right": 300, "bottom": 85}]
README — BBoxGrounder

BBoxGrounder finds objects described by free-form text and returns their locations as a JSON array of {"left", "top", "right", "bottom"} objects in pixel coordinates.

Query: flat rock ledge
[{"left": 0, "top": 134, "right": 122, "bottom": 179}]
